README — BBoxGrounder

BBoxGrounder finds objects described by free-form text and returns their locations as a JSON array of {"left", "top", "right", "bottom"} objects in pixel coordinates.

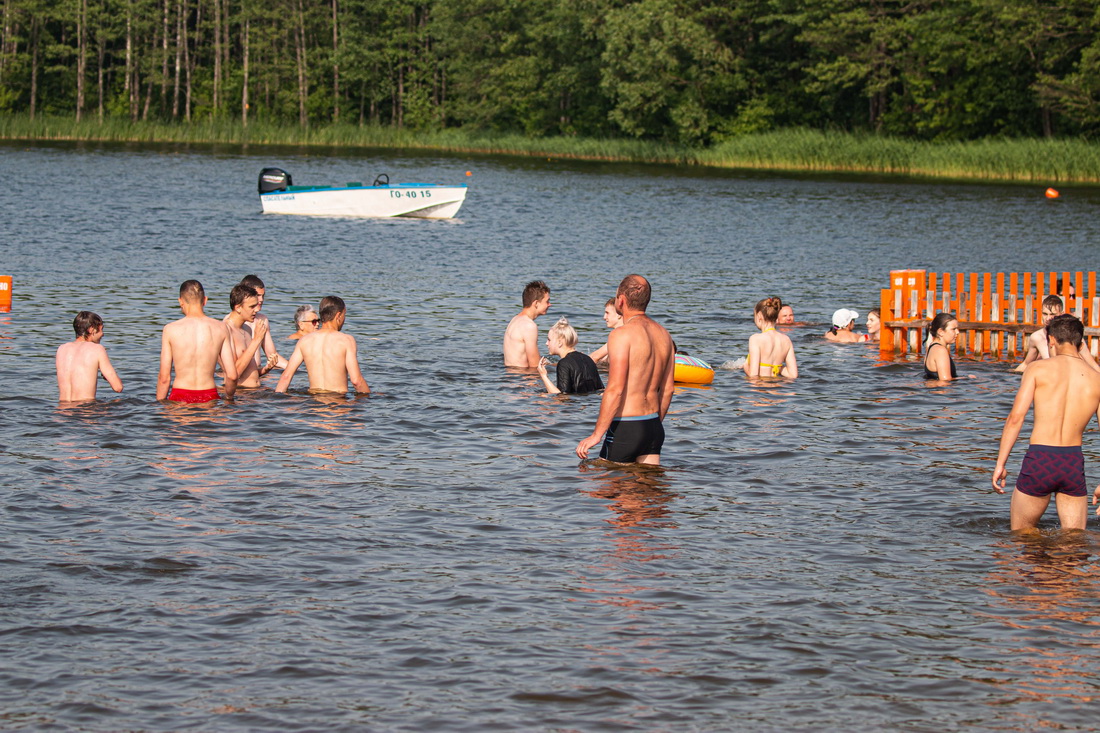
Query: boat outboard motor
[{"left": 258, "top": 167, "right": 292, "bottom": 194}]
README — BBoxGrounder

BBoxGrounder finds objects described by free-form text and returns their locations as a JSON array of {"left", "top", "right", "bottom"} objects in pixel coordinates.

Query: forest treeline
[{"left": 2, "top": 0, "right": 1100, "bottom": 145}]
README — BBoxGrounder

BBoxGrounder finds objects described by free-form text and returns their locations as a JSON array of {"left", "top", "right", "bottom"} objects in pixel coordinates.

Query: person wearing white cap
[{"left": 825, "top": 308, "right": 864, "bottom": 343}]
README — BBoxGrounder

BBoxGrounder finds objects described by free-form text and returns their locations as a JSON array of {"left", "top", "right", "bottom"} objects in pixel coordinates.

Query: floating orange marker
[
  {"left": 465, "top": 171, "right": 472, "bottom": 176},
  {"left": 1046, "top": 187, "right": 1060, "bottom": 199},
  {"left": 0, "top": 276, "right": 11, "bottom": 312}
]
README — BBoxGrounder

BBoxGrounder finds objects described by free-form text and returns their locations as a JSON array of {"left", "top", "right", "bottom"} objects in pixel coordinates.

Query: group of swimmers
[
  {"left": 54, "top": 272, "right": 1100, "bottom": 534},
  {"left": 56, "top": 274, "right": 370, "bottom": 406}
]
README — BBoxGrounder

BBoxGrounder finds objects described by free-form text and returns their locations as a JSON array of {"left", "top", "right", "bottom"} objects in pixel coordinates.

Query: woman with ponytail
[
  {"left": 745, "top": 297, "right": 798, "bottom": 378},
  {"left": 924, "top": 312, "right": 960, "bottom": 380}
]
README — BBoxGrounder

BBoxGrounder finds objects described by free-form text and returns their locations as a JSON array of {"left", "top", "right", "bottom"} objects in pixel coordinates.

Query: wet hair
[
  {"left": 928, "top": 312, "right": 957, "bottom": 342},
  {"left": 73, "top": 311, "right": 102, "bottom": 338},
  {"left": 548, "top": 316, "right": 578, "bottom": 348},
  {"left": 240, "top": 274, "right": 265, "bottom": 291},
  {"left": 1042, "top": 294, "right": 1065, "bottom": 313},
  {"left": 230, "top": 283, "right": 258, "bottom": 310},
  {"left": 320, "top": 295, "right": 346, "bottom": 323},
  {"left": 294, "top": 304, "right": 317, "bottom": 325},
  {"left": 1047, "top": 314, "right": 1084, "bottom": 348},
  {"left": 617, "top": 274, "right": 651, "bottom": 311},
  {"left": 755, "top": 296, "right": 782, "bottom": 324},
  {"left": 179, "top": 279, "right": 205, "bottom": 303},
  {"left": 522, "top": 280, "right": 550, "bottom": 308}
]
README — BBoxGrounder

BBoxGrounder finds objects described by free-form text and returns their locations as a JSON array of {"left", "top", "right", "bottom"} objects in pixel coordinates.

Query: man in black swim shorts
[
  {"left": 576, "top": 275, "right": 675, "bottom": 465},
  {"left": 993, "top": 315, "right": 1100, "bottom": 531}
]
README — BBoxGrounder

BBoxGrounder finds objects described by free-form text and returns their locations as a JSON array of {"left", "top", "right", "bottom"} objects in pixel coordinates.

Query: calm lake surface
[{"left": 4, "top": 141, "right": 1100, "bottom": 731}]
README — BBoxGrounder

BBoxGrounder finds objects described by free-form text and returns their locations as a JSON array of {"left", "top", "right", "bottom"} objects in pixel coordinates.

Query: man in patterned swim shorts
[{"left": 993, "top": 315, "right": 1100, "bottom": 531}]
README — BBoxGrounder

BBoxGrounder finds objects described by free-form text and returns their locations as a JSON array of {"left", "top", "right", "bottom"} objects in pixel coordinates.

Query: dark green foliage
[{"left": 2, "top": 0, "right": 1100, "bottom": 141}]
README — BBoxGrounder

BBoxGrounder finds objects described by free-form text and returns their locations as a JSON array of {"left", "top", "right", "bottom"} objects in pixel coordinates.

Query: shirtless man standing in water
[
  {"left": 275, "top": 296, "right": 370, "bottom": 394},
  {"left": 225, "top": 282, "right": 275, "bottom": 389},
  {"left": 576, "top": 275, "right": 674, "bottom": 465},
  {"left": 993, "top": 315, "right": 1100, "bottom": 531},
  {"left": 55, "top": 311, "right": 123, "bottom": 401},
  {"left": 503, "top": 280, "right": 550, "bottom": 367},
  {"left": 157, "top": 280, "right": 238, "bottom": 402}
]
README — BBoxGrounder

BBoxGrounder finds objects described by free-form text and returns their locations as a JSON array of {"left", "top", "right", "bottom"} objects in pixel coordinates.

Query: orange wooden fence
[{"left": 880, "top": 270, "right": 1100, "bottom": 359}]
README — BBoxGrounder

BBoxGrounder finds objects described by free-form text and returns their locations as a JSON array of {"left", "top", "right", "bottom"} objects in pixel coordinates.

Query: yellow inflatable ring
[{"left": 674, "top": 354, "right": 714, "bottom": 384}]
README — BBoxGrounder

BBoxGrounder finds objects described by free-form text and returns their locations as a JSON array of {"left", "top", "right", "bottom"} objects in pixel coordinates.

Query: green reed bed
[{"left": 4, "top": 115, "right": 1100, "bottom": 183}]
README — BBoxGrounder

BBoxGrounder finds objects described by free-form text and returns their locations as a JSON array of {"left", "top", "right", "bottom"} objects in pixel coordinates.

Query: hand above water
[
  {"left": 251, "top": 317, "right": 269, "bottom": 342},
  {"left": 992, "top": 464, "right": 1008, "bottom": 494},
  {"left": 576, "top": 433, "right": 603, "bottom": 460}
]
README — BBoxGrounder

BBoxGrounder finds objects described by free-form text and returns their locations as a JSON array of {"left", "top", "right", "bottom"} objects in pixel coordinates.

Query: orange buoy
[
  {"left": 0, "top": 276, "right": 11, "bottom": 312},
  {"left": 465, "top": 171, "right": 472, "bottom": 176},
  {"left": 1046, "top": 187, "right": 1060, "bottom": 199}
]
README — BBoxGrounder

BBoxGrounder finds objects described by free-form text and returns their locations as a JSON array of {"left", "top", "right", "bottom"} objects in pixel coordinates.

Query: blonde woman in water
[{"left": 745, "top": 297, "right": 798, "bottom": 378}]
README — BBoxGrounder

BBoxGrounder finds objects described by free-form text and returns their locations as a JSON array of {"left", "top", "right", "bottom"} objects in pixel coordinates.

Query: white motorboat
[{"left": 258, "top": 168, "right": 467, "bottom": 219}]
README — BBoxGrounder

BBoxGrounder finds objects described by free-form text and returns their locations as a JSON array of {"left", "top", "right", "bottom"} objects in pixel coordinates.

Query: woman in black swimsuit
[{"left": 924, "top": 312, "right": 960, "bottom": 380}]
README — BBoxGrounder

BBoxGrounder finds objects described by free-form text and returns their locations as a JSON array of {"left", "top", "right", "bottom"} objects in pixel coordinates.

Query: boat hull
[{"left": 260, "top": 183, "right": 467, "bottom": 219}]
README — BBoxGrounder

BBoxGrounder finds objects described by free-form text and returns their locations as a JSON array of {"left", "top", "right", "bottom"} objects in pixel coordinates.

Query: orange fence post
[{"left": 0, "top": 276, "right": 10, "bottom": 312}]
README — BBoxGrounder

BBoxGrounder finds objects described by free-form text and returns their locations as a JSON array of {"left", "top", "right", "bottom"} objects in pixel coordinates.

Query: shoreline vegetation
[{"left": 4, "top": 115, "right": 1100, "bottom": 185}]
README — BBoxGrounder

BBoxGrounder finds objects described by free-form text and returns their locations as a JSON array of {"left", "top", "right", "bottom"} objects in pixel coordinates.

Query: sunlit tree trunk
[
  {"left": 213, "top": 0, "right": 220, "bottom": 113},
  {"left": 241, "top": 16, "right": 249, "bottom": 126},
  {"left": 331, "top": 0, "right": 338, "bottom": 122},
  {"left": 295, "top": 0, "right": 307, "bottom": 126},
  {"left": 172, "top": 0, "right": 182, "bottom": 118},
  {"left": 77, "top": 0, "right": 87, "bottom": 120}
]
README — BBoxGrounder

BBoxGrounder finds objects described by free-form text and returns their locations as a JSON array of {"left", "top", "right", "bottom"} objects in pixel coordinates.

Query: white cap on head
[{"left": 832, "top": 308, "right": 859, "bottom": 328}]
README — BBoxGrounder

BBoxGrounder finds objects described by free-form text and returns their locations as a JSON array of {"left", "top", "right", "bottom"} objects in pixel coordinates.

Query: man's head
[
  {"left": 522, "top": 280, "right": 551, "bottom": 315},
  {"left": 179, "top": 280, "right": 205, "bottom": 303},
  {"left": 295, "top": 305, "right": 319, "bottom": 332},
  {"left": 1042, "top": 294, "right": 1064, "bottom": 325},
  {"left": 241, "top": 275, "right": 266, "bottom": 308},
  {"left": 230, "top": 283, "right": 260, "bottom": 322},
  {"left": 616, "top": 274, "right": 651, "bottom": 313},
  {"left": 320, "top": 295, "right": 346, "bottom": 326},
  {"left": 778, "top": 305, "right": 794, "bottom": 324},
  {"left": 73, "top": 311, "right": 103, "bottom": 340},
  {"left": 1047, "top": 314, "right": 1084, "bottom": 349}
]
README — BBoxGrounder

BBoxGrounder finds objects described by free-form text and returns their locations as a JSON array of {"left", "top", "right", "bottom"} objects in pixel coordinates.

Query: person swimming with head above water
[
  {"left": 745, "top": 296, "right": 797, "bottom": 378},
  {"left": 825, "top": 309, "right": 864, "bottom": 343},
  {"left": 289, "top": 305, "right": 320, "bottom": 341},
  {"left": 923, "top": 312, "right": 961, "bottom": 380},
  {"left": 538, "top": 317, "right": 604, "bottom": 395},
  {"left": 589, "top": 297, "right": 624, "bottom": 365}
]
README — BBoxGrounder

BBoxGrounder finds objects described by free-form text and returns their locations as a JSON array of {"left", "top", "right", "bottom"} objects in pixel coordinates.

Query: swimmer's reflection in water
[{"left": 578, "top": 462, "right": 677, "bottom": 532}]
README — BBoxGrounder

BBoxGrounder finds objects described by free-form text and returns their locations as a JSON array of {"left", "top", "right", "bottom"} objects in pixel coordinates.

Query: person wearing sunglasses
[{"left": 289, "top": 305, "right": 320, "bottom": 341}]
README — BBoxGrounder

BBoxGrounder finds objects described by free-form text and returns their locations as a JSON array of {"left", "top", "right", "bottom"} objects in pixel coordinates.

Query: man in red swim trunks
[
  {"left": 993, "top": 315, "right": 1100, "bottom": 530},
  {"left": 156, "top": 280, "right": 238, "bottom": 403}
]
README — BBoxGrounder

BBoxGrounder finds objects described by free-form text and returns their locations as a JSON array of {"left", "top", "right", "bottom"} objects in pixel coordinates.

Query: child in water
[
  {"left": 56, "top": 311, "right": 124, "bottom": 401},
  {"left": 538, "top": 317, "right": 604, "bottom": 394},
  {"left": 745, "top": 297, "right": 798, "bottom": 378}
]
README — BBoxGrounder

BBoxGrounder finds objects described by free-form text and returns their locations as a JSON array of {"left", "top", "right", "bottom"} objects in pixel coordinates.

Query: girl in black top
[
  {"left": 924, "top": 312, "right": 960, "bottom": 380},
  {"left": 537, "top": 317, "right": 604, "bottom": 395}
]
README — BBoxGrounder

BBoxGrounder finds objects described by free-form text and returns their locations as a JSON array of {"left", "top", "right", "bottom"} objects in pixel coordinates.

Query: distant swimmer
[
  {"left": 55, "top": 311, "right": 123, "bottom": 402},
  {"left": 289, "top": 305, "right": 319, "bottom": 341},
  {"left": 923, "top": 312, "right": 961, "bottom": 381},
  {"left": 745, "top": 297, "right": 797, "bottom": 378},
  {"left": 225, "top": 283, "right": 276, "bottom": 389},
  {"left": 157, "top": 280, "right": 238, "bottom": 403},
  {"left": 538, "top": 317, "right": 604, "bottom": 395},
  {"left": 589, "top": 297, "right": 624, "bottom": 364},
  {"left": 276, "top": 295, "right": 370, "bottom": 395},
  {"left": 576, "top": 275, "right": 674, "bottom": 465},
  {"left": 778, "top": 304, "right": 795, "bottom": 325},
  {"left": 503, "top": 280, "right": 551, "bottom": 368},
  {"left": 993, "top": 315, "right": 1100, "bottom": 531},
  {"left": 1015, "top": 295, "right": 1100, "bottom": 373},
  {"left": 825, "top": 309, "right": 864, "bottom": 343}
]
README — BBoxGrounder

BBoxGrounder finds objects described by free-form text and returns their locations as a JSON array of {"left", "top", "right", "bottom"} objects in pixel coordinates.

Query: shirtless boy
[
  {"left": 225, "top": 283, "right": 275, "bottom": 389},
  {"left": 993, "top": 315, "right": 1100, "bottom": 531},
  {"left": 1015, "top": 295, "right": 1100, "bottom": 372},
  {"left": 576, "top": 275, "right": 675, "bottom": 465},
  {"left": 156, "top": 280, "right": 238, "bottom": 403},
  {"left": 55, "top": 311, "right": 123, "bottom": 401},
  {"left": 590, "top": 297, "right": 624, "bottom": 364},
  {"left": 224, "top": 274, "right": 285, "bottom": 371},
  {"left": 503, "top": 280, "right": 550, "bottom": 367},
  {"left": 275, "top": 296, "right": 370, "bottom": 394}
]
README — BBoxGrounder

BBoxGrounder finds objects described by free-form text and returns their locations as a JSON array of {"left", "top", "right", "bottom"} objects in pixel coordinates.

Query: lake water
[{"left": 3, "top": 141, "right": 1100, "bottom": 731}]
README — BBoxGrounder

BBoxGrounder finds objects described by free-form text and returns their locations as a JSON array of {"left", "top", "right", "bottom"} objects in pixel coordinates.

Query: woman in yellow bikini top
[{"left": 744, "top": 296, "right": 799, "bottom": 378}]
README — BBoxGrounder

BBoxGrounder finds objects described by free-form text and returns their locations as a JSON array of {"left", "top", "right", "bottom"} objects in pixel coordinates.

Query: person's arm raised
[
  {"left": 537, "top": 357, "right": 561, "bottom": 394},
  {"left": 235, "top": 318, "right": 267, "bottom": 375}
]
